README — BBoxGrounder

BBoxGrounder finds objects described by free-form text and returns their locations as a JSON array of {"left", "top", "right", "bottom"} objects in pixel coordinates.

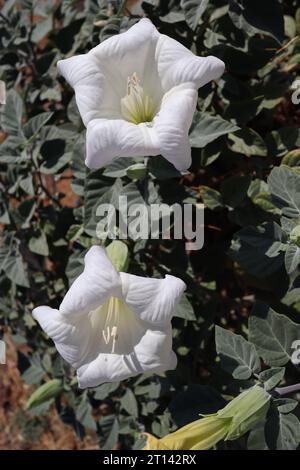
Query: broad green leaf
[
  {"left": 274, "top": 399, "right": 298, "bottom": 414},
  {"left": 174, "top": 294, "right": 196, "bottom": 321},
  {"left": 229, "top": 0, "right": 284, "bottom": 43},
  {"left": 189, "top": 112, "right": 239, "bottom": 148},
  {"left": 121, "top": 388, "right": 138, "bottom": 419},
  {"left": 259, "top": 367, "right": 285, "bottom": 391},
  {"left": 249, "top": 302, "right": 300, "bottom": 366},
  {"left": 99, "top": 415, "right": 119, "bottom": 450},
  {"left": 23, "top": 112, "right": 53, "bottom": 139},
  {"left": 276, "top": 413, "right": 300, "bottom": 450},
  {"left": 76, "top": 395, "right": 97, "bottom": 431},
  {"left": 228, "top": 128, "right": 267, "bottom": 157},
  {"left": 93, "top": 382, "right": 120, "bottom": 400},
  {"left": 180, "top": 0, "right": 209, "bottom": 30},
  {"left": 29, "top": 232, "right": 49, "bottom": 257},
  {"left": 285, "top": 244, "right": 300, "bottom": 274},
  {"left": 1, "top": 89, "right": 23, "bottom": 136},
  {"left": 266, "top": 128, "right": 300, "bottom": 157},
  {"left": 228, "top": 222, "right": 287, "bottom": 278},
  {"left": 215, "top": 326, "right": 261, "bottom": 379},
  {"left": 268, "top": 166, "right": 300, "bottom": 218},
  {"left": 200, "top": 186, "right": 223, "bottom": 210}
]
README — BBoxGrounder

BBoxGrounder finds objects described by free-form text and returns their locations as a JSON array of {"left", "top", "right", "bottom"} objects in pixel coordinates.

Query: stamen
[
  {"left": 121, "top": 72, "right": 157, "bottom": 125},
  {"left": 102, "top": 299, "right": 120, "bottom": 353}
]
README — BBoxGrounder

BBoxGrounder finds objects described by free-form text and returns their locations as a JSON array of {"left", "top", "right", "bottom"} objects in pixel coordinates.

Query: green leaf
[
  {"left": 189, "top": 112, "right": 239, "bottom": 148},
  {"left": 180, "top": 0, "right": 209, "bottom": 30},
  {"left": 76, "top": 395, "right": 97, "bottom": 431},
  {"left": 22, "top": 363, "right": 45, "bottom": 385},
  {"left": 93, "top": 382, "right": 120, "bottom": 400},
  {"left": 229, "top": 0, "right": 284, "bottom": 43},
  {"left": 249, "top": 302, "right": 300, "bottom": 366},
  {"left": 200, "top": 186, "right": 223, "bottom": 210},
  {"left": 228, "top": 222, "right": 287, "bottom": 278},
  {"left": 100, "top": 415, "right": 119, "bottom": 450},
  {"left": 174, "top": 295, "right": 196, "bottom": 321},
  {"left": 1, "top": 89, "right": 23, "bottom": 136},
  {"left": 259, "top": 367, "right": 285, "bottom": 391},
  {"left": 282, "top": 149, "right": 300, "bottom": 168},
  {"left": 121, "top": 388, "right": 138, "bottom": 419},
  {"left": 285, "top": 244, "right": 300, "bottom": 274},
  {"left": 228, "top": 128, "right": 267, "bottom": 157},
  {"left": 0, "top": 240, "right": 29, "bottom": 287},
  {"left": 84, "top": 171, "right": 117, "bottom": 237},
  {"left": 29, "top": 232, "right": 49, "bottom": 257},
  {"left": 266, "top": 128, "right": 300, "bottom": 157},
  {"left": 126, "top": 163, "right": 148, "bottom": 181},
  {"left": 103, "top": 158, "right": 138, "bottom": 178},
  {"left": 23, "top": 112, "right": 53, "bottom": 139},
  {"left": 276, "top": 413, "right": 300, "bottom": 450},
  {"left": 268, "top": 166, "right": 300, "bottom": 218},
  {"left": 31, "top": 16, "right": 53, "bottom": 43},
  {"left": 215, "top": 326, "right": 261, "bottom": 379},
  {"left": 274, "top": 398, "right": 298, "bottom": 414}
]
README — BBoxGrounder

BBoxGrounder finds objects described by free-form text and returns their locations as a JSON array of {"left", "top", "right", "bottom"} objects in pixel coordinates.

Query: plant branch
[{"left": 275, "top": 383, "right": 300, "bottom": 396}]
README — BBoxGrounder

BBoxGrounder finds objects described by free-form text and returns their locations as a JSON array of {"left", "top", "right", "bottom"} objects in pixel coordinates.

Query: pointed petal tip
[{"left": 207, "top": 55, "right": 225, "bottom": 80}]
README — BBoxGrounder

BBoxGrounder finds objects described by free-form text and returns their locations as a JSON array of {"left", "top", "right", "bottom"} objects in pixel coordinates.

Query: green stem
[{"left": 117, "top": 0, "right": 128, "bottom": 17}]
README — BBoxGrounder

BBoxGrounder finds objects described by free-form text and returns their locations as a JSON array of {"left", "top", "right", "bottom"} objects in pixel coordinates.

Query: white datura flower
[
  {"left": 57, "top": 18, "right": 225, "bottom": 171},
  {"left": 33, "top": 246, "right": 186, "bottom": 388}
]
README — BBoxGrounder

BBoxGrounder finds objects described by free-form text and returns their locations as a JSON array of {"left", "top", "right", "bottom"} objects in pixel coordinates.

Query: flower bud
[
  {"left": 144, "top": 385, "right": 271, "bottom": 450},
  {"left": 27, "top": 379, "right": 63, "bottom": 410}
]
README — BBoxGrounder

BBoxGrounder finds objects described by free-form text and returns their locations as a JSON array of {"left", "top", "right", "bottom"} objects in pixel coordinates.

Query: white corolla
[
  {"left": 58, "top": 18, "right": 225, "bottom": 171},
  {"left": 33, "top": 246, "right": 186, "bottom": 388}
]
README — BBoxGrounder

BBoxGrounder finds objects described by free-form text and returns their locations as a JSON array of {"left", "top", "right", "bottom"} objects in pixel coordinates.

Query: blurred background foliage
[{"left": 1, "top": 0, "right": 300, "bottom": 450}]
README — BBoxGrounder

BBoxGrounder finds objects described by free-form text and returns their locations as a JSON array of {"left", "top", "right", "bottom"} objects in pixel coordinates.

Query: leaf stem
[{"left": 275, "top": 383, "right": 300, "bottom": 396}]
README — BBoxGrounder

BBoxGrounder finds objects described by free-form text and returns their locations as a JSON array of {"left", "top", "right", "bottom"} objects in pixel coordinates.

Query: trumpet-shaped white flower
[
  {"left": 57, "top": 18, "right": 225, "bottom": 171},
  {"left": 33, "top": 246, "right": 186, "bottom": 388}
]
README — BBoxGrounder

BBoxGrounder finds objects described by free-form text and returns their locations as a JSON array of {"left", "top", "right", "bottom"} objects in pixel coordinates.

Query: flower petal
[
  {"left": 120, "top": 272, "right": 186, "bottom": 326},
  {"left": 86, "top": 119, "right": 160, "bottom": 169},
  {"left": 153, "top": 83, "right": 197, "bottom": 171},
  {"left": 77, "top": 327, "right": 176, "bottom": 388},
  {"left": 90, "top": 19, "right": 162, "bottom": 104},
  {"left": 58, "top": 54, "right": 120, "bottom": 126},
  {"left": 59, "top": 246, "right": 121, "bottom": 318},
  {"left": 134, "top": 326, "right": 177, "bottom": 374},
  {"left": 58, "top": 19, "right": 162, "bottom": 127},
  {"left": 32, "top": 306, "right": 96, "bottom": 369},
  {"left": 156, "top": 34, "right": 225, "bottom": 91}
]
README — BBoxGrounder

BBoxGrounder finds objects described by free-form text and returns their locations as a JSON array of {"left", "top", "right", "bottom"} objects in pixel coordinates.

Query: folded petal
[
  {"left": 134, "top": 326, "right": 177, "bottom": 374},
  {"left": 156, "top": 34, "right": 225, "bottom": 91},
  {"left": 32, "top": 306, "right": 96, "bottom": 369},
  {"left": 120, "top": 272, "right": 186, "bottom": 326},
  {"left": 59, "top": 246, "right": 121, "bottom": 318},
  {"left": 153, "top": 83, "right": 197, "bottom": 171},
  {"left": 58, "top": 19, "right": 163, "bottom": 127},
  {"left": 90, "top": 19, "right": 162, "bottom": 104},
  {"left": 86, "top": 119, "right": 160, "bottom": 169},
  {"left": 77, "top": 327, "right": 176, "bottom": 388},
  {"left": 58, "top": 55, "right": 120, "bottom": 126}
]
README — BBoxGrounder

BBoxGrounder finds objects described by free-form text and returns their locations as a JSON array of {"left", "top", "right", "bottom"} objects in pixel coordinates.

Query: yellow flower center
[
  {"left": 121, "top": 72, "right": 157, "bottom": 124},
  {"left": 93, "top": 297, "right": 144, "bottom": 355}
]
